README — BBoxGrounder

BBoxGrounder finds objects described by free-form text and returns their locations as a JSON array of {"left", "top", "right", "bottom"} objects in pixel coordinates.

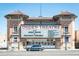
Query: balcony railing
[
  {"left": 62, "top": 32, "right": 71, "bottom": 36},
  {"left": 11, "top": 31, "right": 19, "bottom": 36}
]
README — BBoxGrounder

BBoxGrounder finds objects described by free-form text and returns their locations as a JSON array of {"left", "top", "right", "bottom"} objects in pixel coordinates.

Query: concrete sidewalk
[{"left": 0, "top": 50, "right": 79, "bottom": 56}]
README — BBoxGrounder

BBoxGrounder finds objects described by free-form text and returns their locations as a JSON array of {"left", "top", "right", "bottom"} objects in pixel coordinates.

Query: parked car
[
  {"left": 25, "top": 45, "right": 43, "bottom": 51},
  {"left": 30, "top": 45, "right": 43, "bottom": 51}
]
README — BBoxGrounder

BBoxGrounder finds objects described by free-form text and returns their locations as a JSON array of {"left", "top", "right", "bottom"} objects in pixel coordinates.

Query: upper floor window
[
  {"left": 11, "top": 16, "right": 20, "bottom": 19},
  {"left": 25, "top": 21, "right": 58, "bottom": 25},
  {"left": 25, "top": 21, "right": 40, "bottom": 25},
  {"left": 64, "top": 26, "right": 68, "bottom": 33},
  {"left": 13, "top": 26, "right": 18, "bottom": 32},
  {"left": 41, "top": 21, "right": 58, "bottom": 25},
  {"left": 62, "top": 16, "right": 71, "bottom": 19}
]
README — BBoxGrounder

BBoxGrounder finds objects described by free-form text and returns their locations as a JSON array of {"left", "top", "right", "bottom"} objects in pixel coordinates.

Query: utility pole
[
  {"left": 39, "top": 3, "right": 42, "bottom": 17},
  {"left": 64, "top": 26, "right": 68, "bottom": 50},
  {"left": 65, "top": 35, "right": 67, "bottom": 50}
]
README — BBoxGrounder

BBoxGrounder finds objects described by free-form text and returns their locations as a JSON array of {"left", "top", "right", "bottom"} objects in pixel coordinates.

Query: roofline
[
  {"left": 5, "top": 14, "right": 29, "bottom": 19},
  {"left": 54, "top": 14, "right": 77, "bottom": 18}
]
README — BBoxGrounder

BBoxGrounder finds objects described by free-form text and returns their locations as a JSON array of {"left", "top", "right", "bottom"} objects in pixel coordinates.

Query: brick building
[{"left": 5, "top": 10, "right": 77, "bottom": 51}]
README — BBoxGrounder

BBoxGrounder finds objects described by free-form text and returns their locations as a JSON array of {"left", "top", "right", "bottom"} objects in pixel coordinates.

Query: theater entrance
[{"left": 23, "top": 39, "right": 56, "bottom": 51}]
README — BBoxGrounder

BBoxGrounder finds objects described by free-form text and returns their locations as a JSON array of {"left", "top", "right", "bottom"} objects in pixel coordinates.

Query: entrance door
[{"left": 26, "top": 39, "right": 56, "bottom": 49}]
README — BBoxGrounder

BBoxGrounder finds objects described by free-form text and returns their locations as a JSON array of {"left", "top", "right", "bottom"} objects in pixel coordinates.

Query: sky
[{"left": 0, "top": 3, "right": 79, "bottom": 35}]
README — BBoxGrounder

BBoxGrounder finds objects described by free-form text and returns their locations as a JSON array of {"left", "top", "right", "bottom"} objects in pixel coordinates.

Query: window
[
  {"left": 14, "top": 26, "right": 17, "bottom": 32},
  {"left": 64, "top": 27, "right": 68, "bottom": 33},
  {"left": 41, "top": 21, "right": 58, "bottom": 25},
  {"left": 14, "top": 37, "right": 17, "bottom": 42},
  {"left": 26, "top": 21, "right": 40, "bottom": 25},
  {"left": 53, "top": 41, "right": 55, "bottom": 45},
  {"left": 14, "top": 37, "right": 17, "bottom": 39},
  {"left": 23, "top": 42, "right": 25, "bottom": 46},
  {"left": 38, "top": 42, "right": 40, "bottom": 45},
  {"left": 62, "top": 16, "right": 71, "bottom": 19},
  {"left": 27, "top": 41, "right": 30, "bottom": 45},
  {"left": 65, "top": 37, "right": 69, "bottom": 43}
]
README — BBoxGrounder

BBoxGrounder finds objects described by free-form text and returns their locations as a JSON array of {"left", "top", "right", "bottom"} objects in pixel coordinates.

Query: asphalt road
[{"left": 0, "top": 50, "right": 79, "bottom": 56}]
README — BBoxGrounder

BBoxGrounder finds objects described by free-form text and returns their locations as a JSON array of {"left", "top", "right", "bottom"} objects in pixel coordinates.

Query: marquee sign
[{"left": 20, "top": 25, "right": 61, "bottom": 38}]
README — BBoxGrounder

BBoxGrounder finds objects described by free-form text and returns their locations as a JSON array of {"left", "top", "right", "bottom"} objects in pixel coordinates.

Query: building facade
[
  {"left": 75, "top": 30, "right": 79, "bottom": 49},
  {"left": 5, "top": 11, "right": 77, "bottom": 51},
  {"left": 0, "top": 35, "right": 7, "bottom": 49}
]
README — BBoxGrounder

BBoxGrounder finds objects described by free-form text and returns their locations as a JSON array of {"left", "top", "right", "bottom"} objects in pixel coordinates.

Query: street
[{"left": 0, "top": 50, "right": 79, "bottom": 56}]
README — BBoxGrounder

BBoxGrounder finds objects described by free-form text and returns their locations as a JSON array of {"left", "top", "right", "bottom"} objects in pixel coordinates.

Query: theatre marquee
[{"left": 20, "top": 25, "right": 61, "bottom": 39}]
